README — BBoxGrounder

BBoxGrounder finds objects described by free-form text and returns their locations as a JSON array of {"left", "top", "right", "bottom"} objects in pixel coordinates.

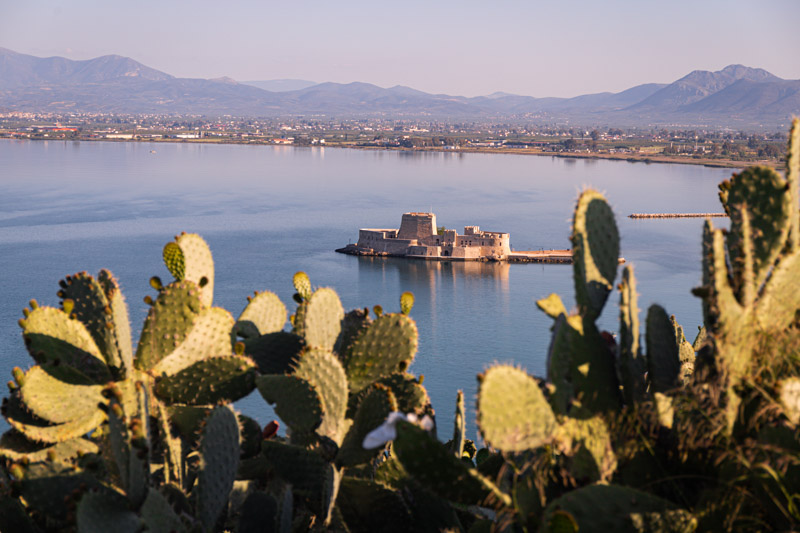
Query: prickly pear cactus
[
  {"left": 695, "top": 119, "right": 800, "bottom": 391},
  {"left": 537, "top": 189, "right": 622, "bottom": 414}
]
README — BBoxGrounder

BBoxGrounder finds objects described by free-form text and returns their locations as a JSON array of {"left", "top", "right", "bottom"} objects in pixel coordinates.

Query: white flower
[{"left": 362, "top": 411, "right": 434, "bottom": 449}]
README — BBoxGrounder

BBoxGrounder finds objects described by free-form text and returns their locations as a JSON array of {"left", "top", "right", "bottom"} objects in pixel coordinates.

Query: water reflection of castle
[{"left": 355, "top": 255, "right": 510, "bottom": 281}]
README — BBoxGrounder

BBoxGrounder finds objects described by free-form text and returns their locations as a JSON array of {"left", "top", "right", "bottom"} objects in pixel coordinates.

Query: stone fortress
[{"left": 337, "top": 212, "right": 512, "bottom": 261}]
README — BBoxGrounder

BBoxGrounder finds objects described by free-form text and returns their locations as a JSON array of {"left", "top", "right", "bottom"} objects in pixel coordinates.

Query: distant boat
[{"left": 150, "top": 150, "right": 157, "bottom": 154}]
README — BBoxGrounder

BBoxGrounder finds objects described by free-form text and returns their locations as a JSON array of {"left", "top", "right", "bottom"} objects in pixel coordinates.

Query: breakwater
[{"left": 628, "top": 213, "right": 727, "bottom": 219}]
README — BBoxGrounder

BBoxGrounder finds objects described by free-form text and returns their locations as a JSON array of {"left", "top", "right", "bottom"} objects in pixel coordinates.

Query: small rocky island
[{"left": 335, "top": 212, "right": 575, "bottom": 263}]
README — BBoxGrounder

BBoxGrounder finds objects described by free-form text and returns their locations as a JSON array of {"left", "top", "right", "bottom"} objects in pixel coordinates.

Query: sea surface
[{"left": 0, "top": 140, "right": 734, "bottom": 439}]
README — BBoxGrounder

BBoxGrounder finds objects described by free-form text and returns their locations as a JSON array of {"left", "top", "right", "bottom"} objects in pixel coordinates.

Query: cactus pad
[
  {"left": 571, "top": 190, "right": 619, "bottom": 320},
  {"left": 194, "top": 405, "right": 240, "bottom": 531},
  {"left": 140, "top": 487, "right": 187, "bottom": 533},
  {"left": 293, "top": 348, "right": 349, "bottom": 443},
  {"left": 256, "top": 374, "right": 323, "bottom": 434},
  {"left": 646, "top": 305, "right": 680, "bottom": 393},
  {"left": 261, "top": 440, "right": 327, "bottom": 497},
  {"left": 360, "top": 372, "right": 431, "bottom": 418},
  {"left": 19, "top": 365, "right": 105, "bottom": 425},
  {"left": 22, "top": 306, "right": 109, "bottom": 381},
  {"left": 135, "top": 280, "right": 203, "bottom": 371},
  {"left": 478, "top": 365, "right": 555, "bottom": 452},
  {"left": 554, "top": 414, "right": 617, "bottom": 482},
  {"left": 296, "top": 287, "right": 344, "bottom": 351},
  {"left": 0, "top": 430, "right": 97, "bottom": 462},
  {"left": 452, "top": 389, "right": 466, "bottom": 459},
  {"left": 98, "top": 269, "right": 134, "bottom": 374},
  {"left": 541, "top": 484, "right": 695, "bottom": 532},
  {"left": 334, "top": 308, "right": 371, "bottom": 356},
  {"left": 77, "top": 490, "right": 142, "bottom": 533},
  {"left": 246, "top": 331, "right": 304, "bottom": 374},
  {"left": 234, "top": 290, "right": 287, "bottom": 339},
  {"left": 155, "top": 355, "right": 256, "bottom": 405},
  {"left": 344, "top": 313, "right": 419, "bottom": 393},
  {"left": 537, "top": 292, "right": 568, "bottom": 319},
  {"left": 60, "top": 270, "right": 132, "bottom": 376},
  {"left": 618, "top": 266, "right": 645, "bottom": 404},
  {"left": 152, "top": 307, "right": 235, "bottom": 375}
]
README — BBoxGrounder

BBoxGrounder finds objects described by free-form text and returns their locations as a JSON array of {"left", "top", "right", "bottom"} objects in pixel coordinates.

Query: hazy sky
[{"left": 2, "top": 0, "right": 799, "bottom": 97}]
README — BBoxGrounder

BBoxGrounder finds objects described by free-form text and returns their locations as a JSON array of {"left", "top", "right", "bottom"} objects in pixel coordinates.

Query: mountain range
[{"left": 1, "top": 47, "right": 798, "bottom": 128}]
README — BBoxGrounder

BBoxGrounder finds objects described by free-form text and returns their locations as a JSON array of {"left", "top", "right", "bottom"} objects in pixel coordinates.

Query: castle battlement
[{"left": 338, "top": 212, "right": 511, "bottom": 261}]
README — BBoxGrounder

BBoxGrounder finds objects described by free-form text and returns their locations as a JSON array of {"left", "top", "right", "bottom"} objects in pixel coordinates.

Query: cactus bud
[
  {"left": 62, "top": 299, "right": 75, "bottom": 315},
  {"left": 150, "top": 276, "right": 163, "bottom": 291},
  {"left": 143, "top": 295, "right": 154, "bottom": 305},
  {"left": 234, "top": 341, "right": 245, "bottom": 355},
  {"left": 8, "top": 464, "right": 24, "bottom": 480},
  {"left": 46, "top": 450, "right": 57, "bottom": 462},
  {"left": 12, "top": 367, "right": 25, "bottom": 386},
  {"left": 59, "top": 279, "right": 68, "bottom": 289},
  {"left": 400, "top": 291, "right": 415, "bottom": 315},
  {"left": 418, "top": 375, "right": 424, "bottom": 384},
  {"left": 29, "top": 299, "right": 39, "bottom": 309},
  {"left": 7, "top": 381, "right": 17, "bottom": 392},
  {"left": 199, "top": 276, "right": 209, "bottom": 288},
  {"left": 373, "top": 305, "right": 383, "bottom": 317},
  {"left": 17, "top": 318, "right": 26, "bottom": 329}
]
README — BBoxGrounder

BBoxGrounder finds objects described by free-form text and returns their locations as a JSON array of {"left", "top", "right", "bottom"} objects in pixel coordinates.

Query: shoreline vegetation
[{"left": 1, "top": 135, "right": 766, "bottom": 170}]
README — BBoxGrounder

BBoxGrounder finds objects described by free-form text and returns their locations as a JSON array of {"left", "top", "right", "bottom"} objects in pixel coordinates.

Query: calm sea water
[{"left": 0, "top": 140, "right": 733, "bottom": 438}]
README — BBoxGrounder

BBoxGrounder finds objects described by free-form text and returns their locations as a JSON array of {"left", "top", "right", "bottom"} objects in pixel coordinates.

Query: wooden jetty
[
  {"left": 628, "top": 213, "right": 727, "bottom": 219},
  {"left": 508, "top": 250, "right": 626, "bottom": 264}
]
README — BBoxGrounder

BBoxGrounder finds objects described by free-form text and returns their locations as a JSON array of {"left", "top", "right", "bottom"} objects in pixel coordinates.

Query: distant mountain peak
[
  {"left": 210, "top": 76, "right": 238, "bottom": 84},
  {"left": 485, "top": 91, "right": 519, "bottom": 99}
]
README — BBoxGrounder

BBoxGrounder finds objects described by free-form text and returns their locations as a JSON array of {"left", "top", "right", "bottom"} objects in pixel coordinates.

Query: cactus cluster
[
  {"left": 0, "top": 231, "right": 438, "bottom": 531},
  {"left": 383, "top": 120, "right": 800, "bottom": 532}
]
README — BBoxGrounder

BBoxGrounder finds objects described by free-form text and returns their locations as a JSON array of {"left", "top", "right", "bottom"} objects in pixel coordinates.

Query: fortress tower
[{"left": 397, "top": 212, "right": 437, "bottom": 240}]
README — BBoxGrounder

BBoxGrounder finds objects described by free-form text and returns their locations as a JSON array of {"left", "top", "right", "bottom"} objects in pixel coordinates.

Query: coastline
[{"left": 0, "top": 136, "right": 764, "bottom": 170}]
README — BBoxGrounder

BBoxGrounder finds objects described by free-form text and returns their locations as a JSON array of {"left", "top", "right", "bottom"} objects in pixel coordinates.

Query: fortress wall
[
  {"left": 359, "top": 229, "right": 398, "bottom": 240},
  {"left": 451, "top": 246, "right": 481, "bottom": 259},
  {"left": 373, "top": 239, "right": 415, "bottom": 255},
  {"left": 407, "top": 245, "right": 441, "bottom": 257},
  {"left": 398, "top": 213, "right": 437, "bottom": 240}
]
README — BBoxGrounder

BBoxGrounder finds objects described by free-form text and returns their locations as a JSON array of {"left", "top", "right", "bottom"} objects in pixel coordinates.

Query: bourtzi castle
[{"left": 337, "top": 212, "right": 511, "bottom": 261}]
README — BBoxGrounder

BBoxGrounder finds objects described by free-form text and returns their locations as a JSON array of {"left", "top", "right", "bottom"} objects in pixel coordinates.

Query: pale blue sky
[{"left": 1, "top": 0, "right": 798, "bottom": 97}]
